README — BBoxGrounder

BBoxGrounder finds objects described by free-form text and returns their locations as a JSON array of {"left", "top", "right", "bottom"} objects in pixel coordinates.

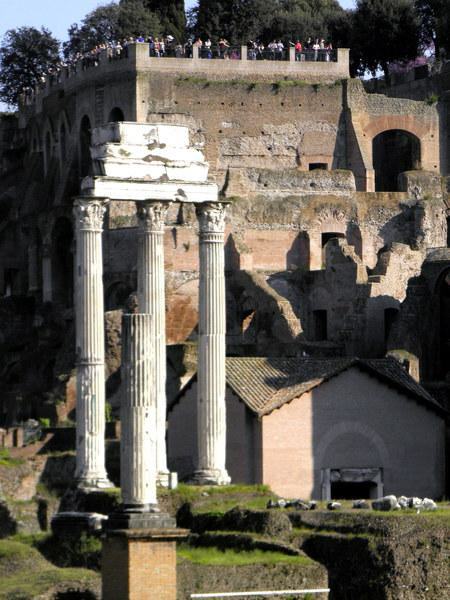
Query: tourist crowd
[{"left": 21, "top": 34, "right": 335, "bottom": 101}]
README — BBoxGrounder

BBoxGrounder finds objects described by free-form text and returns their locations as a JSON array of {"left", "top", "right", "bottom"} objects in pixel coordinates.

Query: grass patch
[
  {"left": 0, "top": 566, "right": 98, "bottom": 598},
  {"left": 160, "top": 483, "right": 274, "bottom": 515},
  {"left": 178, "top": 543, "right": 313, "bottom": 566},
  {"left": 0, "top": 449, "right": 24, "bottom": 467},
  {"left": 0, "top": 538, "right": 99, "bottom": 598},
  {"left": 272, "top": 79, "right": 309, "bottom": 92}
]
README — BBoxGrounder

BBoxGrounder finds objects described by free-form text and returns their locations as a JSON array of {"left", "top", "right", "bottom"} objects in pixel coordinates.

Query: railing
[
  {"left": 18, "top": 42, "right": 349, "bottom": 111},
  {"left": 190, "top": 589, "right": 330, "bottom": 598}
]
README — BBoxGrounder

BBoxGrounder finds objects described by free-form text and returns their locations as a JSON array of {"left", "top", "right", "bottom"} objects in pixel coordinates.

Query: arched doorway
[
  {"left": 108, "top": 107, "right": 125, "bottom": 122},
  {"left": 51, "top": 218, "right": 74, "bottom": 307},
  {"left": 79, "top": 115, "right": 92, "bottom": 178},
  {"left": 437, "top": 269, "right": 450, "bottom": 379},
  {"left": 373, "top": 130, "right": 421, "bottom": 191}
]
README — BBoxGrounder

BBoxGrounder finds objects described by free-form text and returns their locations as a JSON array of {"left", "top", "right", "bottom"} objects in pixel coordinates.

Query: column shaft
[
  {"left": 136, "top": 201, "right": 170, "bottom": 485},
  {"left": 121, "top": 313, "right": 157, "bottom": 508},
  {"left": 194, "top": 202, "right": 230, "bottom": 485},
  {"left": 73, "top": 198, "right": 112, "bottom": 489}
]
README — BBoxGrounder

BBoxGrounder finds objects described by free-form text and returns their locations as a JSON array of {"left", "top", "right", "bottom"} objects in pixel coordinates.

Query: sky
[{"left": 0, "top": 1, "right": 356, "bottom": 44}]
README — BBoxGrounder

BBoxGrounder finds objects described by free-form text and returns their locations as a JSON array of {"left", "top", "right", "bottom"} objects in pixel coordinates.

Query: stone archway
[
  {"left": 108, "top": 107, "right": 125, "bottom": 122},
  {"left": 373, "top": 130, "right": 421, "bottom": 191}
]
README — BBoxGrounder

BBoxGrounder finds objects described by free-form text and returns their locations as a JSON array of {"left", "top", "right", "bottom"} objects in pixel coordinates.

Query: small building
[{"left": 168, "top": 357, "right": 446, "bottom": 500}]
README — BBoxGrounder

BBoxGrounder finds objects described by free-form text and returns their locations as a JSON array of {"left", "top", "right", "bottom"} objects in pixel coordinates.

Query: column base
[
  {"left": 76, "top": 476, "right": 115, "bottom": 491},
  {"left": 189, "top": 469, "right": 231, "bottom": 486},
  {"left": 107, "top": 508, "right": 176, "bottom": 531},
  {"left": 157, "top": 471, "right": 179, "bottom": 489},
  {"left": 157, "top": 470, "right": 170, "bottom": 488},
  {"left": 102, "top": 527, "right": 188, "bottom": 600}
]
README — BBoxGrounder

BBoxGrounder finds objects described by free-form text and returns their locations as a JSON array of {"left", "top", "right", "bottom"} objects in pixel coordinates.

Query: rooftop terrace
[{"left": 19, "top": 42, "right": 350, "bottom": 116}]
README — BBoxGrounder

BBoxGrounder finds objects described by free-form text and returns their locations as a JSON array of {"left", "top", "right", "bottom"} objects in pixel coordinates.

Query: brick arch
[
  {"left": 372, "top": 128, "right": 421, "bottom": 191},
  {"left": 364, "top": 114, "right": 429, "bottom": 141},
  {"left": 316, "top": 420, "right": 390, "bottom": 468}
]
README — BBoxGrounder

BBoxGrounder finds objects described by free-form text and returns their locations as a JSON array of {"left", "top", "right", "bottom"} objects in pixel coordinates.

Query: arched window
[
  {"left": 108, "top": 107, "right": 125, "bottom": 122},
  {"left": 79, "top": 115, "right": 92, "bottom": 178},
  {"left": 373, "top": 130, "right": 421, "bottom": 191}
]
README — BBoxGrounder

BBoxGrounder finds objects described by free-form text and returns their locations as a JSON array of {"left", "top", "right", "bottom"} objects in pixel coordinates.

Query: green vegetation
[
  {"left": 0, "top": 26, "right": 60, "bottom": 107},
  {"left": 178, "top": 543, "right": 313, "bottom": 566},
  {"left": 0, "top": 449, "right": 24, "bottom": 467},
  {"left": 144, "top": 0, "right": 186, "bottom": 42},
  {"left": 38, "top": 417, "right": 50, "bottom": 428},
  {"left": 425, "top": 93, "right": 440, "bottom": 105},
  {"left": 0, "top": 538, "right": 99, "bottom": 598},
  {"left": 160, "top": 483, "right": 274, "bottom": 514}
]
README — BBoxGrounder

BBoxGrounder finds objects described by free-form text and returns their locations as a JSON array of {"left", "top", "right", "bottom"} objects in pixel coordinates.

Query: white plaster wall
[
  {"left": 262, "top": 368, "right": 445, "bottom": 499},
  {"left": 167, "top": 383, "right": 256, "bottom": 482}
]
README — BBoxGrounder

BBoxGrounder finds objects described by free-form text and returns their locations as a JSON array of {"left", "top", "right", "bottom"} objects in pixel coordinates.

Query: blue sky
[{"left": 0, "top": 1, "right": 356, "bottom": 43}]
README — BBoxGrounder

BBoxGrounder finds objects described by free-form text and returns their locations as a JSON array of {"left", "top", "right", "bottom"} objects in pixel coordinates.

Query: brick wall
[{"left": 102, "top": 534, "right": 179, "bottom": 600}]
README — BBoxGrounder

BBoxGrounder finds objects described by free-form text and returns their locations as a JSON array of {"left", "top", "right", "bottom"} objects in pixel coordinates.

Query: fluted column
[
  {"left": 73, "top": 198, "right": 112, "bottom": 489},
  {"left": 193, "top": 202, "right": 230, "bottom": 485},
  {"left": 136, "top": 201, "right": 171, "bottom": 486},
  {"left": 121, "top": 313, "right": 157, "bottom": 508}
]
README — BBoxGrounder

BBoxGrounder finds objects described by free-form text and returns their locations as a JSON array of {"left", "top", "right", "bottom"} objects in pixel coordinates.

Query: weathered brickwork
[{"left": 102, "top": 532, "right": 181, "bottom": 600}]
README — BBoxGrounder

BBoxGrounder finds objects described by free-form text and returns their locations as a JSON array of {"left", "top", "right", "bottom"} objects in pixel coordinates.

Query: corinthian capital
[
  {"left": 196, "top": 202, "right": 226, "bottom": 235},
  {"left": 136, "top": 201, "right": 170, "bottom": 233},
  {"left": 73, "top": 198, "right": 109, "bottom": 232}
]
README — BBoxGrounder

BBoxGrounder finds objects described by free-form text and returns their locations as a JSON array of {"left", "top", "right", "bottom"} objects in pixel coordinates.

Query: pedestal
[{"left": 102, "top": 527, "right": 187, "bottom": 600}]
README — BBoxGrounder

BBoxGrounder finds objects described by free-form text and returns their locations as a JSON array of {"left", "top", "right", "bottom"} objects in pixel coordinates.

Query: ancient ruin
[{"left": 0, "top": 41, "right": 449, "bottom": 505}]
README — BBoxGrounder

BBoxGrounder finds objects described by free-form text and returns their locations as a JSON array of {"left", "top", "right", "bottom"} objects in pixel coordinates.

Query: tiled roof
[{"left": 224, "top": 356, "right": 445, "bottom": 417}]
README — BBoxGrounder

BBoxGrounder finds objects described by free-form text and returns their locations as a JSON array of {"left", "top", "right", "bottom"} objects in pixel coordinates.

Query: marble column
[
  {"left": 193, "top": 202, "right": 230, "bottom": 485},
  {"left": 121, "top": 313, "right": 157, "bottom": 509},
  {"left": 73, "top": 198, "right": 112, "bottom": 489},
  {"left": 136, "top": 201, "right": 171, "bottom": 486}
]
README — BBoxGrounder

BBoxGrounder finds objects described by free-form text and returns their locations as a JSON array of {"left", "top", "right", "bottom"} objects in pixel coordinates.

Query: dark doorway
[
  {"left": 384, "top": 307, "right": 398, "bottom": 344},
  {"left": 313, "top": 309, "right": 327, "bottom": 341},
  {"left": 309, "top": 162, "right": 328, "bottom": 171},
  {"left": 106, "top": 281, "right": 133, "bottom": 310},
  {"left": 108, "top": 107, "right": 125, "bottom": 122},
  {"left": 79, "top": 115, "right": 92, "bottom": 177},
  {"left": 331, "top": 480, "right": 377, "bottom": 500},
  {"left": 373, "top": 130, "right": 420, "bottom": 191},
  {"left": 322, "top": 232, "right": 345, "bottom": 247}
]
